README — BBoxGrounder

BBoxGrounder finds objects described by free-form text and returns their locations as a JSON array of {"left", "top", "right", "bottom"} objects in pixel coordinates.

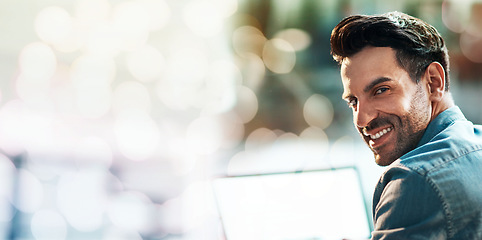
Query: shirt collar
[{"left": 416, "top": 106, "right": 465, "bottom": 148}]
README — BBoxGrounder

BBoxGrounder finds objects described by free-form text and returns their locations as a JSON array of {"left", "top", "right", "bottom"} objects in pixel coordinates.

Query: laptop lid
[{"left": 212, "top": 167, "right": 372, "bottom": 240}]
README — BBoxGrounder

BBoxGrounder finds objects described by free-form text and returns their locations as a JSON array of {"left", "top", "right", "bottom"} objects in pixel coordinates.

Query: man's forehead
[
  {"left": 341, "top": 47, "right": 401, "bottom": 79},
  {"left": 340, "top": 47, "right": 405, "bottom": 99},
  {"left": 343, "top": 47, "right": 396, "bottom": 65}
]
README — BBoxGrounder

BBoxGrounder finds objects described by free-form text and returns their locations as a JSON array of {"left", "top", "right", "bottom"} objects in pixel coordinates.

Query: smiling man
[{"left": 330, "top": 12, "right": 482, "bottom": 239}]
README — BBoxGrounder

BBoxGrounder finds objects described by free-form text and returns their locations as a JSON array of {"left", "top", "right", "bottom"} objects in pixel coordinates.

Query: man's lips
[
  {"left": 362, "top": 126, "right": 393, "bottom": 149},
  {"left": 363, "top": 127, "right": 392, "bottom": 140}
]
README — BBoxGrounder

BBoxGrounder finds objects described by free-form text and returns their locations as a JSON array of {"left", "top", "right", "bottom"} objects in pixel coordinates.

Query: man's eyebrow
[
  {"left": 342, "top": 77, "right": 392, "bottom": 100},
  {"left": 364, "top": 77, "right": 392, "bottom": 93}
]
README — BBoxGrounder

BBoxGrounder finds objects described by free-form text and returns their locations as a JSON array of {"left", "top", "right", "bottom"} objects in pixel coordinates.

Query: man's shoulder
[
  {"left": 376, "top": 117, "right": 482, "bottom": 208},
  {"left": 375, "top": 128, "right": 482, "bottom": 238},
  {"left": 398, "top": 118, "right": 482, "bottom": 176},
  {"left": 375, "top": 117, "right": 482, "bottom": 199},
  {"left": 372, "top": 108, "right": 482, "bottom": 238}
]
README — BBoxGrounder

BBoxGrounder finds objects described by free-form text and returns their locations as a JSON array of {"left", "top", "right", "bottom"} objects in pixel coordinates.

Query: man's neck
[{"left": 431, "top": 92, "right": 455, "bottom": 121}]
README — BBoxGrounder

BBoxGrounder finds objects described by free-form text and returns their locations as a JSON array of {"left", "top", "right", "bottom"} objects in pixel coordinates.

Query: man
[{"left": 330, "top": 12, "right": 482, "bottom": 239}]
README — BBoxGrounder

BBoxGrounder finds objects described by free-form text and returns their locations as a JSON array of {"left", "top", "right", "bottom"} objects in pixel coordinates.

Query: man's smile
[{"left": 362, "top": 126, "right": 393, "bottom": 150}]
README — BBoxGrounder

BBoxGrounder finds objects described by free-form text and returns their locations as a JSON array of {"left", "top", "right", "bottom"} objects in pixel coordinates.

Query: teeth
[
  {"left": 369, "top": 127, "right": 392, "bottom": 140},
  {"left": 363, "top": 128, "right": 368, "bottom": 136}
]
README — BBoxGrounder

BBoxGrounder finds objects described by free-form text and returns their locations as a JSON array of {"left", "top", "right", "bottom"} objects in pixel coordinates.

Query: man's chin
[{"left": 374, "top": 153, "right": 396, "bottom": 166}]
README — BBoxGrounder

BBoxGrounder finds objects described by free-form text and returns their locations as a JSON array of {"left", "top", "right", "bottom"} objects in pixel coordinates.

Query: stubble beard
[
  {"left": 367, "top": 85, "right": 430, "bottom": 166},
  {"left": 369, "top": 114, "right": 426, "bottom": 166}
]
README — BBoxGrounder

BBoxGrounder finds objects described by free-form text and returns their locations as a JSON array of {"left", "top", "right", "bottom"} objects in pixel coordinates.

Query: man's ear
[{"left": 424, "top": 62, "right": 445, "bottom": 102}]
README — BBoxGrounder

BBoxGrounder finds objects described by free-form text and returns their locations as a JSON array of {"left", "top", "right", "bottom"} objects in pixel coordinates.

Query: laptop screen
[{"left": 212, "top": 167, "right": 372, "bottom": 240}]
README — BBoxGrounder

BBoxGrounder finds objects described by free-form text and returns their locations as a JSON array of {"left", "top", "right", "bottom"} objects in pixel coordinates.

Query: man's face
[{"left": 341, "top": 47, "right": 432, "bottom": 166}]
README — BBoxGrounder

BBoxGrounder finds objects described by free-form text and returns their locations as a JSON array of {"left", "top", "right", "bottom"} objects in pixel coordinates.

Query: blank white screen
[{"left": 212, "top": 168, "right": 371, "bottom": 240}]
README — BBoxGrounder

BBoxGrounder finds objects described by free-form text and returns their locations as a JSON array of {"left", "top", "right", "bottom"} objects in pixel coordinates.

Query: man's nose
[{"left": 354, "top": 102, "right": 377, "bottom": 129}]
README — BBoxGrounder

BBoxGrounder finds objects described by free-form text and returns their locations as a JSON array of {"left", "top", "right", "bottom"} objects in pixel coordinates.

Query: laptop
[{"left": 212, "top": 167, "right": 372, "bottom": 240}]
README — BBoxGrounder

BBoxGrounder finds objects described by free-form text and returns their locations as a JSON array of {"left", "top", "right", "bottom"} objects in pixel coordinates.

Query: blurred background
[{"left": 0, "top": 0, "right": 481, "bottom": 239}]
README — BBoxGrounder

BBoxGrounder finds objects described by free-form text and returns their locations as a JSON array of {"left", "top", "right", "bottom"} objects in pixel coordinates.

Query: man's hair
[{"left": 330, "top": 11, "right": 450, "bottom": 90}]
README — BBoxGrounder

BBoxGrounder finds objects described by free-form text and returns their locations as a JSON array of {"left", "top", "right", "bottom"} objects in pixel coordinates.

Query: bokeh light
[
  {"left": 75, "top": 83, "right": 112, "bottom": 119},
  {"left": 183, "top": 0, "right": 237, "bottom": 37},
  {"left": 112, "top": 81, "right": 152, "bottom": 114},
  {"left": 30, "top": 209, "right": 67, "bottom": 240},
  {"left": 186, "top": 116, "right": 224, "bottom": 155},
  {"left": 237, "top": 53, "right": 266, "bottom": 91},
  {"left": 2, "top": 0, "right": 481, "bottom": 239},
  {"left": 126, "top": 45, "right": 166, "bottom": 82},
  {"left": 166, "top": 46, "right": 208, "bottom": 85},
  {"left": 85, "top": 23, "right": 122, "bottom": 56},
  {"left": 14, "top": 169, "right": 44, "bottom": 213},
  {"left": 107, "top": 191, "right": 152, "bottom": 233},
  {"left": 212, "top": 0, "right": 239, "bottom": 18},
  {"left": 70, "top": 54, "right": 115, "bottom": 118},
  {"left": 262, "top": 38, "right": 296, "bottom": 74},
  {"left": 168, "top": 145, "right": 198, "bottom": 176},
  {"left": 102, "top": 227, "right": 143, "bottom": 240},
  {"left": 442, "top": 0, "right": 482, "bottom": 64},
  {"left": 57, "top": 170, "right": 108, "bottom": 232},
  {"left": 442, "top": 0, "right": 470, "bottom": 33},
  {"left": 73, "top": 136, "right": 113, "bottom": 169},
  {"left": 180, "top": 181, "right": 218, "bottom": 231},
  {"left": 299, "top": 126, "right": 330, "bottom": 169},
  {"left": 328, "top": 136, "right": 357, "bottom": 166},
  {"left": 0, "top": 154, "right": 15, "bottom": 199},
  {"left": 137, "top": 0, "right": 172, "bottom": 31},
  {"left": 0, "top": 100, "right": 56, "bottom": 156},
  {"left": 201, "top": 60, "right": 241, "bottom": 114},
  {"left": 74, "top": 0, "right": 111, "bottom": 29},
  {"left": 234, "top": 85, "right": 259, "bottom": 123},
  {"left": 303, "top": 94, "right": 334, "bottom": 129},
  {"left": 217, "top": 112, "right": 245, "bottom": 149},
  {"left": 15, "top": 73, "right": 53, "bottom": 110},
  {"left": 18, "top": 42, "right": 57, "bottom": 80},
  {"left": 70, "top": 54, "right": 116, "bottom": 86},
  {"left": 157, "top": 45, "right": 209, "bottom": 110},
  {"left": 114, "top": 110, "right": 161, "bottom": 161},
  {"left": 232, "top": 26, "right": 267, "bottom": 56},
  {"left": 183, "top": 0, "right": 224, "bottom": 37},
  {"left": 0, "top": 198, "right": 12, "bottom": 224},
  {"left": 274, "top": 28, "right": 312, "bottom": 51},
  {"left": 245, "top": 128, "right": 278, "bottom": 152},
  {"left": 0, "top": 154, "right": 15, "bottom": 223},
  {"left": 158, "top": 197, "right": 184, "bottom": 235},
  {"left": 111, "top": 1, "right": 150, "bottom": 51},
  {"left": 459, "top": 31, "right": 482, "bottom": 63},
  {"left": 34, "top": 6, "right": 76, "bottom": 52}
]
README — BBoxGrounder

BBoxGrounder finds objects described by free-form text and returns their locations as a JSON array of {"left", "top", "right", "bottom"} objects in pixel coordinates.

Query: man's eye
[
  {"left": 347, "top": 99, "right": 357, "bottom": 108},
  {"left": 375, "top": 87, "right": 388, "bottom": 95}
]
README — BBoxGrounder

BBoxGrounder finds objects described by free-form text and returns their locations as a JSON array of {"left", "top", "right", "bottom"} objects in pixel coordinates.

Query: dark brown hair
[{"left": 330, "top": 12, "right": 450, "bottom": 90}]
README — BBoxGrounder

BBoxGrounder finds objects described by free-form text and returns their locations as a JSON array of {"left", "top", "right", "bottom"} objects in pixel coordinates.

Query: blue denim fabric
[{"left": 371, "top": 106, "right": 482, "bottom": 239}]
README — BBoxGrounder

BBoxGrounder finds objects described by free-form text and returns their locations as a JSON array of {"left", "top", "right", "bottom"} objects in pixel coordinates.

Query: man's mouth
[
  {"left": 363, "top": 127, "right": 392, "bottom": 140},
  {"left": 362, "top": 126, "right": 393, "bottom": 150}
]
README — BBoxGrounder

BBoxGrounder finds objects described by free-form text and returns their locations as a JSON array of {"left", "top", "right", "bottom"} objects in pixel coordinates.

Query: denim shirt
[{"left": 371, "top": 106, "right": 482, "bottom": 239}]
